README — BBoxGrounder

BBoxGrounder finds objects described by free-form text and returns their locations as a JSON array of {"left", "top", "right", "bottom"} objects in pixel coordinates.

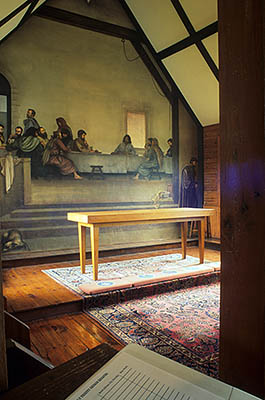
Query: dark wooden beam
[
  {"left": 0, "top": 0, "right": 42, "bottom": 46},
  {"left": 197, "top": 124, "right": 204, "bottom": 207},
  {"left": 118, "top": 0, "right": 202, "bottom": 130},
  {"left": 17, "top": 0, "right": 39, "bottom": 29},
  {"left": 169, "top": 0, "right": 218, "bottom": 80},
  {"left": 34, "top": 5, "right": 140, "bottom": 42},
  {"left": 219, "top": 0, "right": 265, "bottom": 397},
  {"left": 0, "top": 0, "right": 33, "bottom": 27},
  {"left": 158, "top": 22, "right": 218, "bottom": 59},
  {"left": 2, "top": 3, "right": 172, "bottom": 109},
  {"left": 119, "top": 0, "right": 203, "bottom": 204}
]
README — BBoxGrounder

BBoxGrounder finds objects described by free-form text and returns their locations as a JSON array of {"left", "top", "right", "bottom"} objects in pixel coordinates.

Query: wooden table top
[
  {"left": 1, "top": 344, "right": 117, "bottom": 400},
  {"left": 67, "top": 207, "right": 215, "bottom": 224}
]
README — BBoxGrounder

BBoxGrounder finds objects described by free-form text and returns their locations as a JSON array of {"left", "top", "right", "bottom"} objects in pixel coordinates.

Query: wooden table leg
[
  {"left": 198, "top": 218, "right": 205, "bottom": 263},
  {"left": 181, "top": 222, "right": 187, "bottom": 259},
  {"left": 90, "top": 224, "right": 99, "bottom": 280},
  {"left": 78, "top": 224, "right": 86, "bottom": 274}
]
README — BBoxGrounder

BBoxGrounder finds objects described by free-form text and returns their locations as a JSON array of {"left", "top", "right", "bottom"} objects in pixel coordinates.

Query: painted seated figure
[
  {"left": 133, "top": 137, "right": 163, "bottom": 180},
  {"left": 7, "top": 126, "right": 23, "bottom": 145},
  {"left": 112, "top": 134, "right": 136, "bottom": 155},
  {"left": 72, "top": 130, "right": 91, "bottom": 152},
  {"left": 0, "top": 124, "right": 5, "bottom": 145},
  {"left": 165, "top": 138, "right": 173, "bottom": 157},
  {"left": 23, "top": 108, "right": 40, "bottom": 134},
  {"left": 6, "top": 127, "right": 45, "bottom": 178},
  {"left": 42, "top": 131, "right": 82, "bottom": 180},
  {"left": 54, "top": 117, "right": 73, "bottom": 150},
  {"left": 36, "top": 127, "right": 49, "bottom": 148}
]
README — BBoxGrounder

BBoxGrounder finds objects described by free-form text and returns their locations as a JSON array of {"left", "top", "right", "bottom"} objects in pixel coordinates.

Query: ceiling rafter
[
  {"left": 0, "top": 0, "right": 33, "bottom": 27},
  {"left": 119, "top": 0, "right": 202, "bottom": 129},
  {"left": 0, "top": 0, "right": 207, "bottom": 127},
  {"left": 169, "top": 0, "right": 218, "bottom": 80},
  {"left": 157, "top": 22, "right": 217, "bottom": 57},
  {"left": 17, "top": 0, "right": 40, "bottom": 29},
  {"left": 34, "top": 5, "right": 140, "bottom": 42},
  {"left": 0, "top": 0, "right": 42, "bottom": 46},
  {"left": 34, "top": 4, "right": 172, "bottom": 103}
]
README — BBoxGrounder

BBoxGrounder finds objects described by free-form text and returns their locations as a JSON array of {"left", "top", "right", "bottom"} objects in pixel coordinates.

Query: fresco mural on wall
[
  {"left": 0, "top": 104, "right": 175, "bottom": 258},
  {"left": 0, "top": 0, "right": 199, "bottom": 260},
  {"left": 2, "top": 107, "right": 174, "bottom": 184}
]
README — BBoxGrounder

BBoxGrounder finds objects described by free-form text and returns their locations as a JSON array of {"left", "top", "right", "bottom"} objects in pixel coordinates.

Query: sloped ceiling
[{"left": 0, "top": 0, "right": 219, "bottom": 127}]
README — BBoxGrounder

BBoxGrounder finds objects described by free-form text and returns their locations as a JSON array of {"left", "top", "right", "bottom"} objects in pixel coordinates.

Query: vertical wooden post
[
  {"left": 218, "top": 0, "right": 265, "bottom": 397},
  {"left": 197, "top": 124, "right": 204, "bottom": 208}
]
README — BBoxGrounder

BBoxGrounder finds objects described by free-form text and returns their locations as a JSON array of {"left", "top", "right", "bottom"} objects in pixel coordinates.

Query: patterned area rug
[
  {"left": 85, "top": 282, "right": 220, "bottom": 378},
  {"left": 42, "top": 253, "right": 220, "bottom": 299}
]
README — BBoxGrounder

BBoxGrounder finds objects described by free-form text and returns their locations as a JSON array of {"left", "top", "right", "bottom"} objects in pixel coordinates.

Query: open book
[{"left": 66, "top": 344, "right": 260, "bottom": 400}]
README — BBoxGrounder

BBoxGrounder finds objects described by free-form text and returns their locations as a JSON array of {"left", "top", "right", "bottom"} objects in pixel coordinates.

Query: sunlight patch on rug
[{"left": 42, "top": 253, "right": 220, "bottom": 296}]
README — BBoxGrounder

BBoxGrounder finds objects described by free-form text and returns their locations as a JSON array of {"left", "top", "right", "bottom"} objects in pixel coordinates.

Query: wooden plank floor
[
  {"left": 29, "top": 313, "right": 124, "bottom": 366},
  {"left": 3, "top": 247, "right": 220, "bottom": 314},
  {"left": 3, "top": 247, "right": 220, "bottom": 367}
]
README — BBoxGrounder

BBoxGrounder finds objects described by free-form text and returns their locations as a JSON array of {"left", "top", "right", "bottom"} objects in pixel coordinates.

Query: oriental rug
[
  {"left": 42, "top": 253, "right": 220, "bottom": 306},
  {"left": 85, "top": 282, "right": 220, "bottom": 378}
]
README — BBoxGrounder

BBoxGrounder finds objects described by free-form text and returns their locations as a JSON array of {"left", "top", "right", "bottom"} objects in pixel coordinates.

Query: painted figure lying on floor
[{"left": 1, "top": 229, "right": 30, "bottom": 252}]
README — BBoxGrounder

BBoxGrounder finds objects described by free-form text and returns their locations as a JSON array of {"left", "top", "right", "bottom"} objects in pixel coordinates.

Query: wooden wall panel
[
  {"left": 219, "top": 0, "right": 265, "bottom": 396},
  {"left": 203, "top": 124, "right": 220, "bottom": 238}
]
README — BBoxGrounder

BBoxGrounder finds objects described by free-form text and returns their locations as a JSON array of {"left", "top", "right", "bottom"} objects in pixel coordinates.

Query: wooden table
[{"left": 68, "top": 207, "right": 215, "bottom": 280}]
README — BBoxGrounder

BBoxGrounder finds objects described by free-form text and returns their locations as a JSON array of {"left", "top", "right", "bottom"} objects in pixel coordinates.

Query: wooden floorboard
[
  {"left": 28, "top": 313, "right": 124, "bottom": 366},
  {"left": 3, "top": 247, "right": 220, "bottom": 367},
  {"left": 3, "top": 247, "right": 220, "bottom": 315},
  {"left": 3, "top": 262, "right": 81, "bottom": 314}
]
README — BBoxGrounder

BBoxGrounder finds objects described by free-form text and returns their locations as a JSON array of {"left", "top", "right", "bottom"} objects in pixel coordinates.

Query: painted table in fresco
[
  {"left": 67, "top": 207, "right": 215, "bottom": 280},
  {"left": 67, "top": 153, "right": 173, "bottom": 174}
]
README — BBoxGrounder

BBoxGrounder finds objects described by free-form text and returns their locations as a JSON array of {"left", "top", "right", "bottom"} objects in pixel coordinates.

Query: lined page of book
[{"left": 66, "top": 350, "right": 226, "bottom": 400}]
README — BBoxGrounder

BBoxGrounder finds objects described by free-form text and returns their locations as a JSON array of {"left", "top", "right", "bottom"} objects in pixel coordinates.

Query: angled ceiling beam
[
  {"left": 119, "top": 0, "right": 202, "bottom": 129},
  {"left": 158, "top": 22, "right": 217, "bottom": 58},
  {"left": 17, "top": 0, "right": 40, "bottom": 29},
  {"left": 0, "top": 0, "right": 41, "bottom": 47},
  {"left": 0, "top": 0, "right": 33, "bottom": 27},
  {"left": 35, "top": 5, "right": 172, "bottom": 103},
  {"left": 34, "top": 5, "right": 140, "bottom": 41},
  {"left": 170, "top": 0, "right": 218, "bottom": 80}
]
